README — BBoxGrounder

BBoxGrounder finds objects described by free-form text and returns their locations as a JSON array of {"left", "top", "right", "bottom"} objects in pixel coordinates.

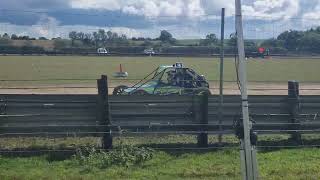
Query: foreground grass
[
  {"left": 1, "top": 135, "right": 320, "bottom": 179},
  {"left": 0, "top": 148, "right": 320, "bottom": 179},
  {"left": 0, "top": 56, "right": 319, "bottom": 87}
]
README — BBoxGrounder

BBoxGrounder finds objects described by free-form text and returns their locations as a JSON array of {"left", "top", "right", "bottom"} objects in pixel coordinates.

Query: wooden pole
[
  {"left": 195, "top": 93, "right": 209, "bottom": 147},
  {"left": 288, "top": 80, "right": 301, "bottom": 144},
  {"left": 97, "top": 75, "right": 112, "bottom": 149}
]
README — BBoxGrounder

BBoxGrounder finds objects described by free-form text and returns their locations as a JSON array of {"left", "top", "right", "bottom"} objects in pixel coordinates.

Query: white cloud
[
  {"left": 71, "top": 0, "right": 212, "bottom": 18},
  {"left": 70, "top": 0, "right": 121, "bottom": 11},
  {"left": 69, "top": 0, "right": 303, "bottom": 21},
  {"left": 303, "top": 1, "right": 320, "bottom": 19},
  {"left": 242, "top": 0, "right": 299, "bottom": 20},
  {"left": 301, "top": 1, "right": 320, "bottom": 29}
]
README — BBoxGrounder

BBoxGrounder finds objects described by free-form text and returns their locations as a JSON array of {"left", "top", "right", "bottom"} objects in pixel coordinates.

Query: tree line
[
  {"left": 2, "top": 27, "right": 320, "bottom": 54},
  {"left": 262, "top": 27, "right": 320, "bottom": 54}
]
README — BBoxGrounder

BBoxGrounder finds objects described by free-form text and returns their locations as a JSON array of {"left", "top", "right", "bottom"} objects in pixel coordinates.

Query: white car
[
  {"left": 97, "top": 48, "right": 108, "bottom": 54},
  {"left": 144, "top": 48, "right": 155, "bottom": 55}
]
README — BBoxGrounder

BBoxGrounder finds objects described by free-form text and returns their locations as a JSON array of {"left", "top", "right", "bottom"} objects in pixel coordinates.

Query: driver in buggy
[
  {"left": 166, "top": 69, "right": 195, "bottom": 88},
  {"left": 166, "top": 70, "right": 177, "bottom": 86}
]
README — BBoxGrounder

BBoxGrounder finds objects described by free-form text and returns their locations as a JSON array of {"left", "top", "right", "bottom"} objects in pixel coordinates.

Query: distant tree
[
  {"left": 228, "top": 33, "right": 237, "bottom": 47},
  {"left": 76, "top": 32, "right": 85, "bottom": 41},
  {"left": 106, "top": 30, "right": 112, "bottom": 40},
  {"left": 277, "top": 30, "right": 303, "bottom": 51},
  {"left": 93, "top": 32, "right": 99, "bottom": 47},
  {"left": 17, "top": 36, "right": 30, "bottom": 40},
  {"left": 298, "top": 32, "right": 320, "bottom": 53},
  {"left": 2, "top": 33, "right": 10, "bottom": 39},
  {"left": 11, "top": 34, "right": 18, "bottom": 40},
  {"left": 54, "top": 39, "right": 69, "bottom": 49},
  {"left": 98, "top": 29, "right": 107, "bottom": 44},
  {"left": 83, "top": 33, "right": 93, "bottom": 46},
  {"left": 69, "top": 31, "right": 77, "bottom": 46},
  {"left": 159, "top": 30, "right": 173, "bottom": 42},
  {"left": 261, "top": 38, "right": 284, "bottom": 48},
  {"left": 38, "top": 37, "right": 48, "bottom": 40},
  {"left": 200, "top": 33, "right": 218, "bottom": 46}
]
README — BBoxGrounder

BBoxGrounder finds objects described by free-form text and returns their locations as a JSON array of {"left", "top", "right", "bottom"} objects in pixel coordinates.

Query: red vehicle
[{"left": 245, "top": 47, "right": 270, "bottom": 58}]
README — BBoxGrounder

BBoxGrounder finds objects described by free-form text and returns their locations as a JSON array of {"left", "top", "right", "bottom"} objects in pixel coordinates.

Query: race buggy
[{"left": 113, "top": 63, "right": 210, "bottom": 95}]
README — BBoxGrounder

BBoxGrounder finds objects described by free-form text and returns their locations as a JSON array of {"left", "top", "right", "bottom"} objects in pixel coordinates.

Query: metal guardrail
[{"left": 0, "top": 77, "right": 319, "bottom": 148}]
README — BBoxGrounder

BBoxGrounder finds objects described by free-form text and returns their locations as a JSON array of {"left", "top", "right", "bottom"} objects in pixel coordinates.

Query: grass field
[
  {"left": 1, "top": 56, "right": 320, "bottom": 179},
  {"left": 1, "top": 135, "right": 320, "bottom": 179},
  {"left": 2, "top": 148, "right": 320, "bottom": 180},
  {"left": 0, "top": 56, "right": 320, "bottom": 87}
]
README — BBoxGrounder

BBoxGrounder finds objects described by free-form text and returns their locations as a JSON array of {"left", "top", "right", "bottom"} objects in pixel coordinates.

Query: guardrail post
[
  {"left": 195, "top": 92, "right": 209, "bottom": 147},
  {"left": 288, "top": 80, "right": 301, "bottom": 144},
  {"left": 97, "top": 75, "right": 112, "bottom": 149}
]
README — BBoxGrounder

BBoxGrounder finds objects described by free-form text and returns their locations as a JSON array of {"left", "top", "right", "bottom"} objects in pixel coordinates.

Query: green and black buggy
[{"left": 113, "top": 63, "right": 210, "bottom": 95}]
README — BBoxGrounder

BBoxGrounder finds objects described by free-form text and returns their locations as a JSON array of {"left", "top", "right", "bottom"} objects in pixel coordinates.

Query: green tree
[
  {"left": 69, "top": 31, "right": 77, "bottom": 46},
  {"left": 38, "top": 37, "right": 48, "bottom": 40},
  {"left": 93, "top": 32, "right": 99, "bottom": 47},
  {"left": 228, "top": 33, "right": 237, "bottom": 47},
  {"left": 277, "top": 30, "right": 303, "bottom": 51},
  {"left": 76, "top": 32, "right": 85, "bottom": 41},
  {"left": 54, "top": 39, "right": 69, "bottom": 49},
  {"left": 2, "top": 33, "right": 10, "bottom": 39},
  {"left": 11, "top": 34, "right": 18, "bottom": 40},
  {"left": 200, "top": 33, "right": 218, "bottom": 46},
  {"left": 159, "top": 30, "right": 175, "bottom": 44},
  {"left": 83, "top": 33, "right": 93, "bottom": 46},
  {"left": 298, "top": 32, "right": 320, "bottom": 53}
]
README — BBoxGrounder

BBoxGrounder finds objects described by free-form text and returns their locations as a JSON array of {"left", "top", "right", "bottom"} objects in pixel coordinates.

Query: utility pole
[
  {"left": 218, "top": 8, "right": 225, "bottom": 144},
  {"left": 235, "top": 0, "right": 259, "bottom": 179}
]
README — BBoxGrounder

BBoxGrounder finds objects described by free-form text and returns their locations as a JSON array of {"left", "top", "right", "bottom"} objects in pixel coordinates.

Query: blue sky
[{"left": 0, "top": 0, "right": 320, "bottom": 39}]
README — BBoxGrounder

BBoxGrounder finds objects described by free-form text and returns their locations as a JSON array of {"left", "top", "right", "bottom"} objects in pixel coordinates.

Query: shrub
[{"left": 73, "top": 145, "right": 154, "bottom": 170}]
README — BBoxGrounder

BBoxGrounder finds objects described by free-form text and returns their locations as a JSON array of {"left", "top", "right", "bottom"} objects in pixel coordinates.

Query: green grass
[
  {"left": 0, "top": 56, "right": 319, "bottom": 86},
  {"left": 1, "top": 135, "right": 320, "bottom": 179},
  {"left": 1, "top": 148, "right": 320, "bottom": 179}
]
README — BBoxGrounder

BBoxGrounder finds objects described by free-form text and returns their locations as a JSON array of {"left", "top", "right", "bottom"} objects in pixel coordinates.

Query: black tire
[{"left": 113, "top": 85, "right": 128, "bottom": 95}]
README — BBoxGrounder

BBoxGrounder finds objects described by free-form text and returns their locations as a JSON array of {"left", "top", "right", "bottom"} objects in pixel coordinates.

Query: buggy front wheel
[{"left": 113, "top": 85, "right": 128, "bottom": 95}]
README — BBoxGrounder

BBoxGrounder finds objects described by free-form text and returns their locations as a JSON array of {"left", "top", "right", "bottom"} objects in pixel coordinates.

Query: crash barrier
[{"left": 0, "top": 76, "right": 319, "bottom": 148}]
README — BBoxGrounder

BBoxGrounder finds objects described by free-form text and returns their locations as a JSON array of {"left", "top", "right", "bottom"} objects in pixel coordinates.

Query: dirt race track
[{"left": 1, "top": 82, "right": 320, "bottom": 95}]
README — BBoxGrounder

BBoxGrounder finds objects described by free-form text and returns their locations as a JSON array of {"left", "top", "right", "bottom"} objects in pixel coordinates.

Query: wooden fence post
[
  {"left": 288, "top": 80, "right": 301, "bottom": 144},
  {"left": 194, "top": 92, "right": 209, "bottom": 147},
  {"left": 97, "top": 75, "right": 112, "bottom": 149}
]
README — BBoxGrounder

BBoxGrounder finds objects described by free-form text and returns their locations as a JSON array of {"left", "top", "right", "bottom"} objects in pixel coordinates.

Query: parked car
[
  {"left": 144, "top": 48, "right": 155, "bottom": 55},
  {"left": 97, "top": 48, "right": 108, "bottom": 54}
]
